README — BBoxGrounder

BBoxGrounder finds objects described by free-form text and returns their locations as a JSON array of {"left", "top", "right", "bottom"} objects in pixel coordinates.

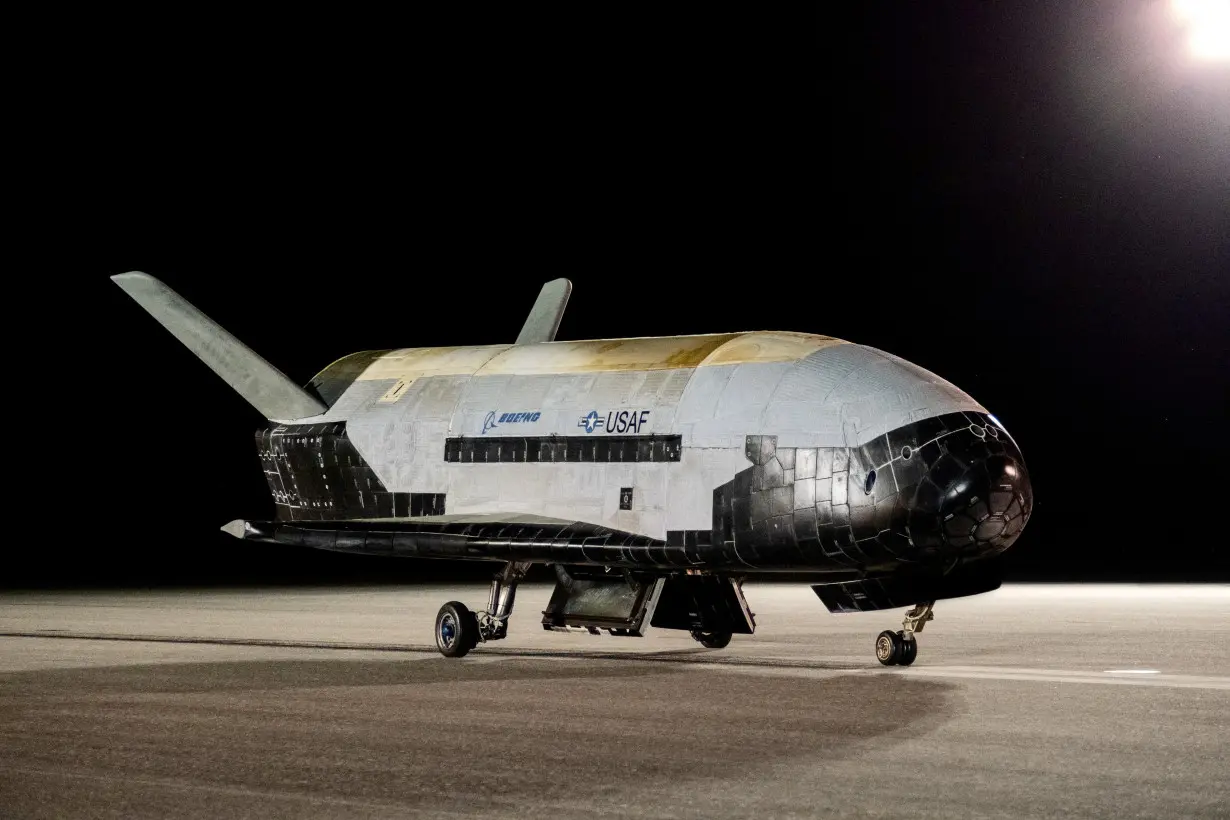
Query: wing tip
[
  {"left": 110, "top": 270, "right": 153, "bottom": 284},
  {"left": 221, "top": 519, "right": 250, "bottom": 539}
]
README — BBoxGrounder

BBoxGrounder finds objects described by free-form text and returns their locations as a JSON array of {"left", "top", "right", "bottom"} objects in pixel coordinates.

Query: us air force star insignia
[{"left": 578, "top": 411, "right": 604, "bottom": 433}]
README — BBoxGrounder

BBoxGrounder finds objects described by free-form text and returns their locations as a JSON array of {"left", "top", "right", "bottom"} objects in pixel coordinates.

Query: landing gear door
[
  {"left": 541, "top": 571, "right": 665, "bottom": 636},
  {"left": 650, "top": 575, "right": 756, "bottom": 635}
]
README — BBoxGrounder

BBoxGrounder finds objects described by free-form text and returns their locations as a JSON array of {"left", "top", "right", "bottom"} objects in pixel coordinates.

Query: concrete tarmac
[{"left": 1, "top": 584, "right": 1226, "bottom": 819}]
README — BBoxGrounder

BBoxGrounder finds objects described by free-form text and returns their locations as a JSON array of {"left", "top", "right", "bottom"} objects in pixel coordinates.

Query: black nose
[{"left": 905, "top": 416, "right": 1033, "bottom": 559}]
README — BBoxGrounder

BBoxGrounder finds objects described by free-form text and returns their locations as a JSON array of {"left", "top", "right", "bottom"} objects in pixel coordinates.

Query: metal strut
[
  {"left": 478, "top": 561, "right": 532, "bottom": 641},
  {"left": 901, "top": 601, "right": 935, "bottom": 637}
]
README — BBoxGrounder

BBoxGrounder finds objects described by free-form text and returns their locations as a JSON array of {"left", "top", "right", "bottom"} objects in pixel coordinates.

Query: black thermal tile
[
  {"left": 769, "top": 485, "right": 794, "bottom": 518},
  {"left": 928, "top": 454, "right": 966, "bottom": 491},
  {"left": 749, "top": 490, "right": 772, "bottom": 524},
  {"left": 761, "top": 457, "right": 786, "bottom": 488},
  {"left": 795, "top": 448, "right": 817, "bottom": 479},
  {"left": 850, "top": 504, "right": 878, "bottom": 540},
  {"left": 793, "top": 506, "right": 818, "bottom": 541},
  {"left": 794, "top": 477, "right": 816, "bottom": 510},
  {"left": 862, "top": 436, "right": 890, "bottom": 469}
]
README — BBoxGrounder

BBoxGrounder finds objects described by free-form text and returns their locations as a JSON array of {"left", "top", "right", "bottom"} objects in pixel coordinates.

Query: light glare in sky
[{"left": 1173, "top": 0, "right": 1230, "bottom": 60}]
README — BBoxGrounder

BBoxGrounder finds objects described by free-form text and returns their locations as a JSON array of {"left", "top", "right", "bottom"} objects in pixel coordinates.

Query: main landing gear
[
  {"left": 690, "top": 629, "right": 733, "bottom": 649},
  {"left": 434, "top": 562, "right": 530, "bottom": 658},
  {"left": 874, "top": 601, "right": 935, "bottom": 667}
]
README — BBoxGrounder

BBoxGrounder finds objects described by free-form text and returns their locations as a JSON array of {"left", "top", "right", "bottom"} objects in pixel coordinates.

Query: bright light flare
[{"left": 1173, "top": 0, "right": 1230, "bottom": 61}]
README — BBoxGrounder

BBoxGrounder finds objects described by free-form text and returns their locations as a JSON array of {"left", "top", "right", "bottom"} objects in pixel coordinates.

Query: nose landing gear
[{"left": 875, "top": 601, "right": 934, "bottom": 666}]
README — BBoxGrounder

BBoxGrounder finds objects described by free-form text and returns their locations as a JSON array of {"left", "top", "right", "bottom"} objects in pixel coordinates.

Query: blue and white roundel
[{"left": 577, "top": 410, "right": 650, "bottom": 434}]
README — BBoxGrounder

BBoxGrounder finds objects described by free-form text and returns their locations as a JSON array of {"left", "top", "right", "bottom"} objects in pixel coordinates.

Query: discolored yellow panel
[
  {"left": 477, "top": 334, "right": 744, "bottom": 375},
  {"left": 355, "top": 345, "right": 510, "bottom": 382},
  {"left": 350, "top": 332, "right": 849, "bottom": 383},
  {"left": 699, "top": 331, "right": 846, "bottom": 366}
]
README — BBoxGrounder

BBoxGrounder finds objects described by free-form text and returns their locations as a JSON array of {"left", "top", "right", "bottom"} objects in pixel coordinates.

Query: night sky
[{"left": 30, "top": 4, "right": 1227, "bottom": 586}]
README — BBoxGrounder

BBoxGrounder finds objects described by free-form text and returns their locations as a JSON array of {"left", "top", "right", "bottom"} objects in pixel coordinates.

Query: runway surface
[{"left": 1, "top": 583, "right": 1226, "bottom": 819}]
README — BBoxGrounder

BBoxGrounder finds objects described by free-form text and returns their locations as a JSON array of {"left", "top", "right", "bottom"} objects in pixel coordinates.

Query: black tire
[
  {"left": 875, "top": 629, "right": 901, "bottom": 665},
  {"left": 436, "top": 601, "right": 479, "bottom": 658},
  {"left": 897, "top": 632, "right": 918, "bottom": 666},
  {"left": 690, "top": 629, "right": 733, "bottom": 649}
]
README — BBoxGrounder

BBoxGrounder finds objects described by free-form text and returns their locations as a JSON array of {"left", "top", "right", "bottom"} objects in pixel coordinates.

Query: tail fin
[
  {"left": 515, "top": 278, "right": 572, "bottom": 344},
  {"left": 111, "top": 271, "right": 327, "bottom": 421}
]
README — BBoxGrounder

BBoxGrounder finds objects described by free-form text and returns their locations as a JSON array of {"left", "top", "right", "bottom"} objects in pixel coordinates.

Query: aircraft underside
[{"left": 227, "top": 511, "right": 1004, "bottom": 664}]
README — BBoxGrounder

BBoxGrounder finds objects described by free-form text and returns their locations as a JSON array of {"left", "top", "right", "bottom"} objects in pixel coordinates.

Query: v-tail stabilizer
[
  {"left": 515, "top": 278, "right": 572, "bottom": 344},
  {"left": 110, "top": 272, "right": 327, "bottom": 421}
]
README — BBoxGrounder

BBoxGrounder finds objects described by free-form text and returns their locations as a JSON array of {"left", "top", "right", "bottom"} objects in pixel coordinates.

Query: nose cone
[{"left": 903, "top": 414, "right": 1034, "bottom": 558}]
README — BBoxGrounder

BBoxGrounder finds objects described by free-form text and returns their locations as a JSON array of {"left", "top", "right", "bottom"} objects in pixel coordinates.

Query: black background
[{"left": 20, "top": 4, "right": 1228, "bottom": 586}]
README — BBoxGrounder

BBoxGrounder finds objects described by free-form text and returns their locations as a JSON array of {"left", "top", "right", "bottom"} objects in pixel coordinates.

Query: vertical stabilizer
[
  {"left": 515, "top": 278, "right": 572, "bottom": 344},
  {"left": 111, "top": 271, "right": 327, "bottom": 420}
]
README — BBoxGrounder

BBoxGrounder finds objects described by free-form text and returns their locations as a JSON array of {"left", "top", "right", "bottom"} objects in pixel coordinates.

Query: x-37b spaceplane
[{"left": 113, "top": 273, "right": 1033, "bottom": 664}]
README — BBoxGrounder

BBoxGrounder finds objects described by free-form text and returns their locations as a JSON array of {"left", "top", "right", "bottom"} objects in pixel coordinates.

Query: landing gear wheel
[
  {"left": 875, "top": 629, "right": 903, "bottom": 665},
  {"left": 691, "top": 629, "right": 733, "bottom": 649},
  {"left": 897, "top": 632, "right": 918, "bottom": 666},
  {"left": 435, "top": 601, "right": 479, "bottom": 658}
]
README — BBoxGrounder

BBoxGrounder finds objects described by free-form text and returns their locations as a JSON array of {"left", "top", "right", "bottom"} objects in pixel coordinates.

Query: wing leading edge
[{"left": 223, "top": 513, "right": 702, "bottom": 569}]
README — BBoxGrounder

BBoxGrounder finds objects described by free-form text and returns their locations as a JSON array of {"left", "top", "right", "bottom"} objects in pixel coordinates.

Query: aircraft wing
[{"left": 222, "top": 513, "right": 702, "bottom": 568}]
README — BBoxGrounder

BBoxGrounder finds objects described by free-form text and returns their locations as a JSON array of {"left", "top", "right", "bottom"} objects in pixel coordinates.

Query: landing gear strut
[
  {"left": 874, "top": 601, "right": 934, "bottom": 666},
  {"left": 434, "top": 562, "right": 531, "bottom": 658}
]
